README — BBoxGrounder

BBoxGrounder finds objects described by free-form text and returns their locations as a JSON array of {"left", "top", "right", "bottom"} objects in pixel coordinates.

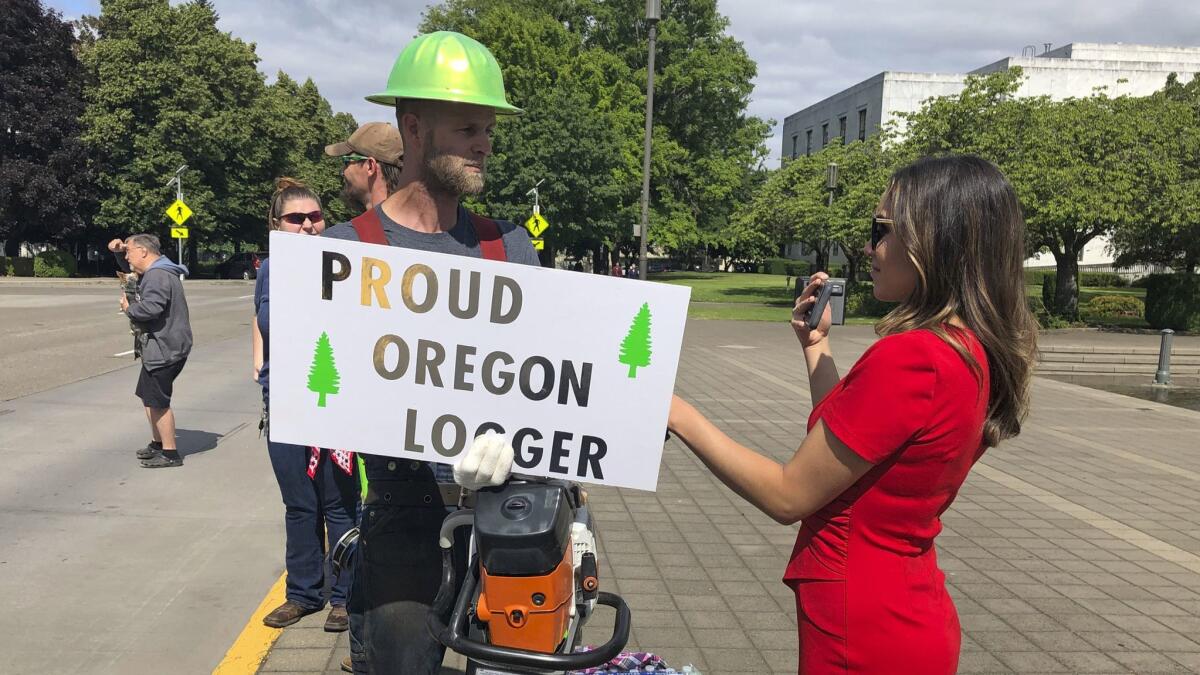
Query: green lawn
[
  {"left": 1025, "top": 285, "right": 1146, "bottom": 303},
  {"left": 653, "top": 272, "right": 1151, "bottom": 325},
  {"left": 650, "top": 271, "right": 797, "bottom": 305},
  {"left": 649, "top": 271, "right": 873, "bottom": 322}
]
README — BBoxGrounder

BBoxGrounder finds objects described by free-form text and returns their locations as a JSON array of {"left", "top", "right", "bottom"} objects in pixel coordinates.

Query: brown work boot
[
  {"left": 262, "top": 600, "right": 320, "bottom": 628},
  {"left": 324, "top": 604, "right": 349, "bottom": 632},
  {"left": 341, "top": 655, "right": 353, "bottom": 673}
]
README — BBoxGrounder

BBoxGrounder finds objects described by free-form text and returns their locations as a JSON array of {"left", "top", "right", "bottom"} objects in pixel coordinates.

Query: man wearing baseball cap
[{"left": 324, "top": 122, "right": 404, "bottom": 213}]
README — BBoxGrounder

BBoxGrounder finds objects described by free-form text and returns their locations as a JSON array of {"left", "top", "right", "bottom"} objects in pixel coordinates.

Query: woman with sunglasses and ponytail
[
  {"left": 254, "top": 177, "right": 359, "bottom": 631},
  {"left": 668, "top": 155, "right": 1039, "bottom": 674}
]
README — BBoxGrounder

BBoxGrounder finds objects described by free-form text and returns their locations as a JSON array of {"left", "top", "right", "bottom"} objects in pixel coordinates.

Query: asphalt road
[
  {"left": 0, "top": 280, "right": 255, "bottom": 400},
  {"left": 0, "top": 279, "right": 281, "bottom": 674}
]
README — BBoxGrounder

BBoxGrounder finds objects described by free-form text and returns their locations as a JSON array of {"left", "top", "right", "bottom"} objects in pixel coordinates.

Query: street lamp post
[
  {"left": 825, "top": 162, "right": 838, "bottom": 272},
  {"left": 638, "top": 0, "right": 660, "bottom": 280}
]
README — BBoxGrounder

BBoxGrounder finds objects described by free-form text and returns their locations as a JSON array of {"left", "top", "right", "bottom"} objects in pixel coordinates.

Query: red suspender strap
[
  {"left": 469, "top": 212, "right": 508, "bottom": 262},
  {"left": 350, "top": 208, "right": 388, "bottom": 245},
  {"left": 354, "top": 207, "right": 506, "bottom": 262}
]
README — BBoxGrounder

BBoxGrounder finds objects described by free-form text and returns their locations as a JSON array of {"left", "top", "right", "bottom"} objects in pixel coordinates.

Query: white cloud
[{"left": 50, "top": 0, "right": 1200, "bottom": 165}]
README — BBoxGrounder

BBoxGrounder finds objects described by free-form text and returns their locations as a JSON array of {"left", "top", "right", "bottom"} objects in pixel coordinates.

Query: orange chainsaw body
[{"left": 476, "top": 538, "right": 575, "bottom": 653}]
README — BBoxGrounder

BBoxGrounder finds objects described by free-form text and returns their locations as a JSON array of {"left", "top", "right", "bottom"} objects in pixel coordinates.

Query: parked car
[
  {"left": 214, "top": 252, "right": 266, "bottom": 280},
  {"left": 646, "top": 259, "right": 673, "bottom": 273}
]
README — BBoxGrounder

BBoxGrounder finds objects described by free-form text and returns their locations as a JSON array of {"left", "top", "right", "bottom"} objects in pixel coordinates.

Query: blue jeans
[{"left": 266, "top": 439, "right": 360, "bottom": 609}]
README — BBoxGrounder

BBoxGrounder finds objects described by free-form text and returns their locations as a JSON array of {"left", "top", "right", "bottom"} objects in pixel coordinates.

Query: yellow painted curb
[{"left": 212, "top": 574, "right": 287, "bottom": 674}]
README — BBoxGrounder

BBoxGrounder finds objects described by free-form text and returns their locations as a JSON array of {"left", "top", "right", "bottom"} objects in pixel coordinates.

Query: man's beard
[
  {"left": 423, "top": 138, "right": 485, "bottom": 196},
  {"left": 340, "top": 179, "right": 368, "bottom": 213}
]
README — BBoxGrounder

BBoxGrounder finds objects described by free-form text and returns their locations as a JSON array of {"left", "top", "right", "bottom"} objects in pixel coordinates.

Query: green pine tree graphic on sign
[
  {"left": 308, "top": 331, "right": 341, "bottom": 407},
  {"left": 619, "top": 303, "right": 653, "bottom": 378}
]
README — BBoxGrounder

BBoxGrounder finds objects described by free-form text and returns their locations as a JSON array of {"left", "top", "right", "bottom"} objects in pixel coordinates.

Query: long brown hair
[
  {"left": 876, "top": 155, "right": 1038, "bottom": 447},
  {"left": 267, "top": 177, "right": 322, "bottom": 230}
]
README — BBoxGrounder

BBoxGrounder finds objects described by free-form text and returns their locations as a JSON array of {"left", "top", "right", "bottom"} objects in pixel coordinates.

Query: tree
[
  {"left": 0, "top": 0, "right": 95, "bottom": 257},
  {"left": 1111, "top": 74, "right": 1200, "bottom": 274},
  {"left": 258, "top": 73, "right": 359, "bottom": 244},
  {"left": 420, "top": 0, "right": 769, "bottom": 264},
  {"left": 827, "top": 132, "right": 906, "bottom": 284},
  {"left": 307, "top": 331, "right": 341, "bottom": 407},
  {"left": 903, "top": 68, "right": 1148, "bottom": 319},
  {"left": 78, "top": 0, "right": 356, "bottom": 265},
  {"left": 618, "top": 302, "right": 652, "bottom": 377}
]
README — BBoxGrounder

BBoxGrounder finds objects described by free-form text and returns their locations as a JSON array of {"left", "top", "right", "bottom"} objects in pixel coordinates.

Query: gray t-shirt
[{"left": 323, "top": 203, "right": 540, "bottom": 266}]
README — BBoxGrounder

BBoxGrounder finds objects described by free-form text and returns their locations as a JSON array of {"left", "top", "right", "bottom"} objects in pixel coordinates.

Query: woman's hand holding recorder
[{"left": 792, "top": 272, "right": 834, "bottom": 348}]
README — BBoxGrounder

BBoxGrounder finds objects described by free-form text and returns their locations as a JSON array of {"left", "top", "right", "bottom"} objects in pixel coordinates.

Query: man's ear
[{"left": 398, "top": 111, "right": 422, "bottom": 150}]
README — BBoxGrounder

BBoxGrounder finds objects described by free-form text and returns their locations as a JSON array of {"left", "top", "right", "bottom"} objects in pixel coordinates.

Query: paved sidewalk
[{"left": 257, "top": 321, "right": 1200, "bottom": 674}]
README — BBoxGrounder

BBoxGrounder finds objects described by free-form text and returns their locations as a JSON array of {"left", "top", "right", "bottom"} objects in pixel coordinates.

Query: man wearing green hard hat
[{"left": 323, "top": 31, "right": 537, "bottom": 674}]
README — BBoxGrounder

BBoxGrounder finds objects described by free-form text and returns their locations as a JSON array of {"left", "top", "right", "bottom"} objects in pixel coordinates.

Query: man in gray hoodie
[{"left": 119, "top": 234, "right": 193, "bottom": 468}]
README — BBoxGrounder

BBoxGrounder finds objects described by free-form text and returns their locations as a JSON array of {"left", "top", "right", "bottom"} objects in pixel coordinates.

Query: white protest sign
[{"left": 267, "top": 231, "right": 691, "bottom": 491}]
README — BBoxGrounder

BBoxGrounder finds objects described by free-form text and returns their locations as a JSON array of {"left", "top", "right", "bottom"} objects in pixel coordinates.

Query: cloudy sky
[{"left": 49, "top": 0, "right": 1200, "bottom": 164}]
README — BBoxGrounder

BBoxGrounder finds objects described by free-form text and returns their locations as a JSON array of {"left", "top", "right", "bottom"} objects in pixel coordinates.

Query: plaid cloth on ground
[{"left": 569, "top": 649, "right": 674, "bottom": 673}]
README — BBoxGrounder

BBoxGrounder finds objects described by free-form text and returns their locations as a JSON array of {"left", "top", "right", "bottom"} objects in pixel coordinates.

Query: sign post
[
  {"left": 524, "top": 180, "right": 549, "bottom": 254},
  {"left": 164, "top": 165, "right": 191, "bottom": 276}
]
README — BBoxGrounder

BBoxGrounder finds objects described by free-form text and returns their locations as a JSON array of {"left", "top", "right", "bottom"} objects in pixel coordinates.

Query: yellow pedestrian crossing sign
[
  {"left": 530, "top": 238, "right": 545, "bottom": 251},
  {"left": 166, "top": 199, "right": 193, "bottom": 226},
  {"left": 171, "top": 227, "right": 189, "bottom": 239},
  {"left": 524, "top": 213, "right": 549, "bottom": 238}
]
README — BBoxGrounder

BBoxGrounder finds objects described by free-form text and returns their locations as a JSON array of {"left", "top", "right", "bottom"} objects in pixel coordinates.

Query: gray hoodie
[{"left": 126, "top": 257, "right": 193, "bottom": 369}]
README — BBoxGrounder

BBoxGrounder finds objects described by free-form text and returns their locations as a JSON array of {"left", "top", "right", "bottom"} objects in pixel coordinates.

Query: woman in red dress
[{"left": 668, "top": 155, "right": 1039, "bottom": 674}]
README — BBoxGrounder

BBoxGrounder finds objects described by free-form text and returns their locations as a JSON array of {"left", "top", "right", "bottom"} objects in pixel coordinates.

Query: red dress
[{"left": 785, "top": 328, "right": 990, "bottom": 674}]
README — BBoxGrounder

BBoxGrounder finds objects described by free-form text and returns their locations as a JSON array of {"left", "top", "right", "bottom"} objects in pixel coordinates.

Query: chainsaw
[{"left": 427, "top": 478, "right": 631, "bottom": 674}]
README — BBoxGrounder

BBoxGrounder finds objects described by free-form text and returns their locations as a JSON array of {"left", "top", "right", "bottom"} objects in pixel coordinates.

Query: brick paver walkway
[{"left": 259, "top": 321, "right": 1200, "bottom": 674}]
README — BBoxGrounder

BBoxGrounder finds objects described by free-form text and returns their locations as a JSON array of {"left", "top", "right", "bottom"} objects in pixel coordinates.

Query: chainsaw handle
[{"left": 428, "top": 559, "right": 631, "bottom": 671}]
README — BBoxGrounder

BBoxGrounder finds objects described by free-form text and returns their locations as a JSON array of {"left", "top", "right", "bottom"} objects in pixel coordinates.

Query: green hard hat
[{"left": 367, "top": 31, "right": 523, "bottom": 115}]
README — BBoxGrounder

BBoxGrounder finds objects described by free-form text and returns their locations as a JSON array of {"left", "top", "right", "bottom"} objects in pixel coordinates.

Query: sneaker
[
  {"left": 340, "top": 656, "right": 353, "bottom": 673},
  {"left": 140, "top": 452, "right": 182, "bottom": 468},
  {"left": 137, "top": 442, "right": 162, "bottom": 460},
  {"left": 262, "top": 600, "right": 321, "bottom": 628},
  {"left": 324, "top": 605, "right": 349, "bottom": 632}
]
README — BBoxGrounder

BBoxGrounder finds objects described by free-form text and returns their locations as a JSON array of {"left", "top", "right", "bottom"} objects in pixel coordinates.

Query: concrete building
[{"left": 779, "top": 42, "right": 1200, "bottom": 274}]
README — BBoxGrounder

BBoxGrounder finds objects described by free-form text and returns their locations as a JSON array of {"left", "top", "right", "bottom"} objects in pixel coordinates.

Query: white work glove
[{"left": 453, "top": 431, "right": 515, "bottom": 491}]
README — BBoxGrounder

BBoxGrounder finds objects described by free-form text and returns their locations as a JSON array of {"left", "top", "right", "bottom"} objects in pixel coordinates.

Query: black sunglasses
[
  {"left": 870, "top": 216, "right": 894, "bottom": 250},
  {"left": 279, "top": 210, "right": 324, "bottom": 226}
]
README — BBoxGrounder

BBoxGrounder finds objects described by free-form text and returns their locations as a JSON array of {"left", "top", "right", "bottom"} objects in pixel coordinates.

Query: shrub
[
  {"left": 1027, "top": 296, "right": 1076, "bottom": 328},
  {"left": 1144, "top": 274, "right": 1200, "bottom": 332},
  {"left": 1040, "top": 274, "right": 1059, "bottom": 314},
  {"left": 844, "top": 282, "right": 896, "bottom": 318},
  {"left": 0, "top": 257, "right": 7, "bottom": 276},
  {"left": 763, "top": 257, "right": 810, "bottom": 277},
  {"left": 1080, "top": 272, "right": 1127, "bottom": 288},
  {"left": 6, "top": 256, "right": 34, "bottom": 276},
  {"left": 1085, "top": 295, "right": 1144, "bottom": 318},
  {"left": 33, "top": 249, "right": 77, "bottom": 277},
  {"left": 1024, "top": 269, "right": 1054, "bottom": 285}
]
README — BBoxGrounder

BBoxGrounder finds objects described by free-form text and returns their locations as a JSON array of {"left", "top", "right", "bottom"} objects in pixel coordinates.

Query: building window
[
  {"left": 858, "top": 108, "right": 867, "bottom": 141},
  {"left": 821, "top": 123, "right": 829, "bottom": 147},
  {"left": 805, "top": 129, "right": 812, "bottom": 156},
  {"left": 838, "top": 116, "right": 847, "bottom": 142},
  {"left": 791, "top": 135, "right": 798, "bottom": 159}
]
